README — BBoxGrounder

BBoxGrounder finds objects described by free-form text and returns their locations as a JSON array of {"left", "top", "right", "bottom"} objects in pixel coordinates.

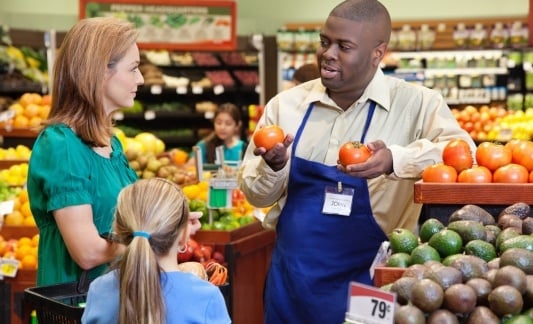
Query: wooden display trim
[
  {"left": 414, "top": 180, "right": 533, "bottom": 205},
  {"left": 373, "top": 266, "right": 405, "bottom": 287},
  {"left": 0, "top": 128, "right": 39, "bottom": 139},
  {"left": 79, "top": 0, "right": 237, "bottom": 51},
  {"left": 0, "top": 226, "right": 39, "bottom": 239},
  {"left": 283, "top": 16, "right": 529, "bottom": 50},
  {"left": 192, "top": 220, "right": 263, "bottom": 244}
]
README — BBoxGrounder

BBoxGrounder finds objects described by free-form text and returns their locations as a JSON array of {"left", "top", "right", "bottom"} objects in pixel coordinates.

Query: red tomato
[
  {"left": 253, "top": 125, "right": 284, "bottom": 150},
  {"left": 475, "top": 142, "right": 512, "bottom": 171},
  {"left": 338, "top": 141, "right": 371, "bottom": 166},
  {"left": 457, "top": 166, "right": 492, "bottom": 183},
  {"left": 442, "top": 139, "right": 473, "bottom": 173},
  {"left": 511, "top": 140, "right": 533, "bottom": 172},
  {"left": 493, "top": 163, "right": 529, "bottom": 183},
  {"left": 422, "top": 163, "right": 458, "bottom": 183}
]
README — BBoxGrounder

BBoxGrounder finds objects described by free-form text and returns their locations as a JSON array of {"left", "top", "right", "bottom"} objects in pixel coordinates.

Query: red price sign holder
[{"left": 345, "top": 282, "right": 395, "bottom": 324}]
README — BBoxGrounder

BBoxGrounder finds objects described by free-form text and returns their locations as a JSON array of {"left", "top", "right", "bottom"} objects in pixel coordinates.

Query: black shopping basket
[{"left": 23, "top": 271, "right": 90, "bottom": 324}]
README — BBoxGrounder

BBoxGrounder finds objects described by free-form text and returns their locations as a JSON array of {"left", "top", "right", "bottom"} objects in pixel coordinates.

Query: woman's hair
[
  {"left": 204, "top": 102, "right": 243, "bottom": 163},
  {"left": 293, "top": 63, "right": 320, "bottom": 84},
  {"left": 112, "top": 178, "right": 189, "bottom": 324},
  {"left": 46, "top": 17, "right": 139, "bottom": 147}
]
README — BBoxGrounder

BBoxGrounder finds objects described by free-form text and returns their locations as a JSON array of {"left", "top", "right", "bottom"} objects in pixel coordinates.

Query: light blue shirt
[{"left": 81, "top": 270, "right": 231, "bottom": 324}]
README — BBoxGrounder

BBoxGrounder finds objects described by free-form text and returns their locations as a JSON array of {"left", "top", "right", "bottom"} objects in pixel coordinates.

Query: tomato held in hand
[
  {"left": 253, "top": 125, "right": 284, "bottom": 150},
  {"left": 422, "top": 163, "right": 457, "bottom": 183},
  {"left": 475, "top": 142, "right": 512, "bottom": 171},
  {"left": 493, "top": 163, "right": 529, "bottom": 183},
  {"left": 457, "top": 166, "right": 492, "bottom": 183},
  {"left": 442, "top": 139, "right": 473, "bottom": 173},
  {"left": 338, "top": 141, "right": 371, "bottom": 166}
]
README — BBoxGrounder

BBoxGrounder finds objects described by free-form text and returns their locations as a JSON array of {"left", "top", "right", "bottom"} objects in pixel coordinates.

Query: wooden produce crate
[
  {"left": 192, "top": 221, "right": 275, "bottom": 324},
  {"left": 414, "top": 180, "right": 533, "bottom": 225},
  {"left": 414, "top": 180, "right": 533, "bottom": 205},
  {"left": 0, "top": 160, "right": 29, "bottom": 170},
  {"left": 373, "top": 266, "right": 405, "bottom": 287},
  {"left": 0, "top": 225, "right": 39, "bottom": 324}
]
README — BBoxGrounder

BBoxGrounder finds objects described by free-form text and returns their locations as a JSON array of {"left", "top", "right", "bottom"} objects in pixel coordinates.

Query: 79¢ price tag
[{"left": 345, "top": 282, "right": 395, "bottom": 324}]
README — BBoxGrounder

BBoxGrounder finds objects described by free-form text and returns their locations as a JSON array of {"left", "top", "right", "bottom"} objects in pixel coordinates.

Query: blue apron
[{"left": 264, "top": 102, "right": 388, "bottom": 324}]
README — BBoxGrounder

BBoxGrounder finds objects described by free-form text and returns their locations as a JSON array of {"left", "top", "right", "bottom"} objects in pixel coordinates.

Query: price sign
[
  {"left": 345, "top": 282, "right": 395, "bottom": 324},
  {"left": 0, "top": 258, "right": 20, "bottom": 277}
]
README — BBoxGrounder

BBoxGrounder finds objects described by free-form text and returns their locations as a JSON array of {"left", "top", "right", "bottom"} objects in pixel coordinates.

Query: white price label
[
  {"left": 113, "top": 111, "right": 124, "bottom": 121},
  {"left": 345, "top": 282, "right": 395, "bottom": 324},
  {"left": 144, "top": 110, "right": 156, "bottom": 120},
  {"left": 176, "top": 86, "right": 188, "bottom": 94},
  {"left": 150, "top": 85, "right": 163, "bottom": 94},
  {"left": 213, "top": 84, "right": 225, "bottom": 95},
  {"left": 0, "top": 258, "right": 20, "bottom": 277},
  {"left": 192, "top": 86, "right": 203, "bottom": 94},
  {"left": 0, "top": 200, "right": 15, "bottom": 216}
]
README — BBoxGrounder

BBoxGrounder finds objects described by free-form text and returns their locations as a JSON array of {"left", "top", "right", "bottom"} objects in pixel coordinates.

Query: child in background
[
  {"left": 81, "top": 178, "right": 231, "bottom": 324},
  {"left": 187, "top": 103, "right": 246, "bottom": 167}
]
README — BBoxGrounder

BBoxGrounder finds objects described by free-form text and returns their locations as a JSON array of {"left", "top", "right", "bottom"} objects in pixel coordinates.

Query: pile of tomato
[{"left": 423, "top": 139, "right": 533, "bottom": 183}]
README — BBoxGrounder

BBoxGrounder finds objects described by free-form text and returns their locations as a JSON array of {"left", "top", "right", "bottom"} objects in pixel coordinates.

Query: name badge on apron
[{"left": 322, "top": 184, "right": 354, "bottom": 216}]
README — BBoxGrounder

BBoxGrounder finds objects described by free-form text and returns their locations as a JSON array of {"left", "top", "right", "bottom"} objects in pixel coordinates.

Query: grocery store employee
[
  {"left": 27, "top": 17, "right": 142, "bottom": 286},
  {"left": 239, "top": 0, "right": 476, "bottom": 323}
]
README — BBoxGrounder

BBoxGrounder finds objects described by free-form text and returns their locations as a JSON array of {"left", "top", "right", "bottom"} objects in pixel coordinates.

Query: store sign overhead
[{"left": 78, "top": 0, "right": 237, "bottom": 51}]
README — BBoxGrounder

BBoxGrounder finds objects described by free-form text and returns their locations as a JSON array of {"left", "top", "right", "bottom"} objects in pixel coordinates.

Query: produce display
[
  {"left": 1, "top": 92, "right": 51, "bottom": 129},
  {"left": 423, "top": 138, "right": 533, "bottom": 183},
  {"left": 383, "top": 202, "right": 533, "bottom": 322},
  {"left": 453, "top": 105, "right": 533, "bottom": 142}
]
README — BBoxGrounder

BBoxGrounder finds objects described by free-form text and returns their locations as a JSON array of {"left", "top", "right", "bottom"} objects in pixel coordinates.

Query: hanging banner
[{"left": 79, "top": 0, "right": 237, "bottom": 51}]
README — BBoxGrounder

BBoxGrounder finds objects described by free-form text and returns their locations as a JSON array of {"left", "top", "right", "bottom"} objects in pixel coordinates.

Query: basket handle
[{"left": 77, "top": 270, "right": 90, "bottom": 294}]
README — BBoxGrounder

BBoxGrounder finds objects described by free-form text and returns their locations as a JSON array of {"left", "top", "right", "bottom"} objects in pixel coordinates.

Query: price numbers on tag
[{"left": 346, "top": 282, "right": 395, "bottom": 324}]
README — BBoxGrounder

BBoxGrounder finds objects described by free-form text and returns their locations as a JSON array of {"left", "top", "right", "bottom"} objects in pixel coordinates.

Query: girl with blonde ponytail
[{"left": 82, "top": 178, "right": 231, "bottom": 324}]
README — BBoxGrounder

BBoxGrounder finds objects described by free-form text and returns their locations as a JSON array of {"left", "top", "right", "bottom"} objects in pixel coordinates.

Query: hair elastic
[{"left": 133, "top": 231, "right": 151, "bottom": 239}]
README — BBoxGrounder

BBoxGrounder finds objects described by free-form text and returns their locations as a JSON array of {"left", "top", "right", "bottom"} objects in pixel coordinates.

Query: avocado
[
  {"left": 411, "top": 278, "right": 444, "bottom": 313},
  {"left": 525, "top": 275, "right": 533, "bottom": 309},
  {"left": 450, "top": 255, "right": 489, "bottom": 282},
  {"left": 523, "top": 217, "right": 533, "bottom": 235},
  {"left": 498, "top": 214, "right": 524, "bottom": 231},
  {"left": 488, "top": 285, "right": 524, "bottom": 317},
  {"left": 394, "top": 304, "right": 425, "bottom": 324},
  {"left": 449, "top": 204, "right": 496, "bottom": 225},
  {"left": 427, "top": 309, "right": 459, "bottom": 324},
  {"left": 466, "top": 278, "right": 492, "bottom": 306},
  {"left": 493, "top": 265, "right": 528, "bottom": 294},
  {"left": 496, "top": 227, "right": 522, "bottom": 251},
  {"left": 447, "top": 220, "right": 487, "bottom": 243},
  {"left": 466, "top": 306, "right": 500, "bottom": 324},
  {"left": 443, "top": 283, "right": 477, "bottom": 315},
  {"left": 500, "top": 235, "right": 533, "bottom": 253},
  {"left": 390, "top": 276, "right": 417, "bottom": 305},
  {"left": 500, "top": 248, "right": 533, "bottom": 275},
  {"left": 499, "top": 202, "right": 531, "bottom": 220}
]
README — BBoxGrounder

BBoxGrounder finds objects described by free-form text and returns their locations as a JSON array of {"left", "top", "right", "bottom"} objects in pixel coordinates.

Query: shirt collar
[
  {"left": 361, "top": 69, "right": 391, "bottom": 111},
  {"left": 303, "top": 70, "right": 392, "bottom": 111}
]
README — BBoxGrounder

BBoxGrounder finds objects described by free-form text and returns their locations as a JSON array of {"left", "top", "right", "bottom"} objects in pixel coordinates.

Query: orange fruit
[
  {"left": 31, "top": 234, "right": 39, "bottom": 247},
  {"left": 24, "top": 103, "right": 41, "bottom": 119},
  {"left": 39, "top": 105, "right": 51, "bottom": 119},
  {"left": 12, "top": 115, "right": 29, "bottom": 128},
  {"left": 8, "top": 103, "right": 24, "bottom": 116},
  {"left": 21, "top": 254, "right": 37, "bottom": 269},
  {"left": 20, "top": 201, "right": 32, "bottom": 219},
  {"left": 28, "top": 116, "right": 42, "bottom": 128},
  {"left": 4, "top": 211, "right": 24, "bottom": 226},
  {"left": 23, "top": 216, "right": 37, "bottom": 227},
  {"left": 17, "top": 236, "right": 32, "bottom": 247},
  {"left": 19, "top": 93, "right": 42, "bottom": 107},
  {"left": 171, "top": 149, "right": 189, "bottom": 165},
  {"left": 15, "top": 244, "right": 32, "bottom": 260},
  {"left": 18, "top": 189, "right": 29, "bottom": 204},
  {"left": 41, "top": 94, "right": 52, "bottom": 106}
]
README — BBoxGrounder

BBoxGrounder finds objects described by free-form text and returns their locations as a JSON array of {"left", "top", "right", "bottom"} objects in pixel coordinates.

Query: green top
[
  {"left": 27, "top": 124, "right": 137, "bottom": 286},
  {"left": 191, "top": 139, "right": 245, "bottom": 167}
]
